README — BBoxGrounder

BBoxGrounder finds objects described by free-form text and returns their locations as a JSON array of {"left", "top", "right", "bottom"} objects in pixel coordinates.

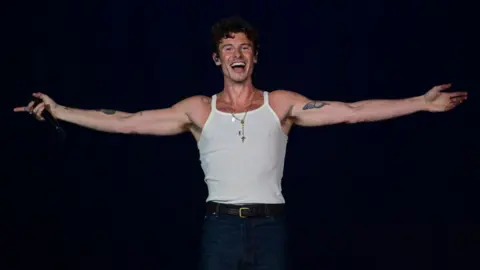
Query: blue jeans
[{"left": 199, "top": 212, "right": 288, "bottom": 270}]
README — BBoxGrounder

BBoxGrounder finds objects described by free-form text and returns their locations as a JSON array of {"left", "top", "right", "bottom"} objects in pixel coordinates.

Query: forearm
[
  {"left": 55, "top": 106, "right": 133, "bottom": 133},
  {"left": 349, "top": 95, "right": 428, "bottom": 123}
]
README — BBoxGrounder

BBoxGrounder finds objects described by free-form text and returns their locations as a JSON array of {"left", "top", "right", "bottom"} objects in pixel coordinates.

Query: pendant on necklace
[{"left": 241, "top": 136, "right": 246, "bottom": 143}]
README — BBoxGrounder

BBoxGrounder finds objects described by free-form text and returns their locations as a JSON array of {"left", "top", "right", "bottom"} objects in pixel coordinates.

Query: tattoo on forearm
[
  {"left": 302, "top": 101, "right": 329, "bottom": 110},
  {"left": 100, "top": 109, "right": 116, "bottom": 115}
]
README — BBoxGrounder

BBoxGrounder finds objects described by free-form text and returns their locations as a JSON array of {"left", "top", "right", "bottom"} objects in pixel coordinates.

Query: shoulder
[
  {"left": 268, "top": 90, "right": 315, "bottom": 119},
  {"left": 174, "top": 95, "right": 211, "bottom": 109},
  {"left": 269, "top": 90, "right": 309, "bottom": 105},
  {"left": 169, "top": 95, "right": 212, "bottom": 124},
  {"left": 179, "top": 95, "right": 211, "bottom": 104}
]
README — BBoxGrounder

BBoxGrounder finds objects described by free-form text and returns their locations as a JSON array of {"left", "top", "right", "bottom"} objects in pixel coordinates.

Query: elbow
[
  {"left": 345, "top": 118, "right": 356, "bottom": 124},
  {"left": 345, "top": 106, "right": 372, "bottom": 124},
  {"left": 345, "top": 109, "right": 363, "bottom": 124},
  {"left": 115, "top": 118, "right": 136, "bottom": 134},
  {"left": 346, "top": 115, "right": 363, "bottom": 124},
  {"left": 117, "top": 126, "right": 135, "bottom": 134},
  {"left": 118, "top": 125, "right": 138, "bottom": 134}
]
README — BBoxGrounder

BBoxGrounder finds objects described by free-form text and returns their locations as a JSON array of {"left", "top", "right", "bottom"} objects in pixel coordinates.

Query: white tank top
[{"left": 197, "top": 91, "right": 288, "bottom": 204}]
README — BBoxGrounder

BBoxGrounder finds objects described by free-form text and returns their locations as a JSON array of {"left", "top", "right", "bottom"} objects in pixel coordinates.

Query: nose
[{"left": 234, "top": 48, "right": 243, "bottom": 58}]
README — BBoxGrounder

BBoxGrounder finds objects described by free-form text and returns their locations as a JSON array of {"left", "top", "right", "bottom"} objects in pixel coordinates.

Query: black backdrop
[{"left": 5, "top": 1, "right": 479, "bottom": 269}]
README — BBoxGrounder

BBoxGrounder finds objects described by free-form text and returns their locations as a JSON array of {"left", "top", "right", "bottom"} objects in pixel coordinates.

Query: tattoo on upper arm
[
  {"left": 100, "top": 109, "right": 116, "bottom": 115},
  {"left": 123, "top": 112, "right": 142, "bottom": 119},
  {"left": 302, "top": 101, "right": 329, "bottom": 110}
]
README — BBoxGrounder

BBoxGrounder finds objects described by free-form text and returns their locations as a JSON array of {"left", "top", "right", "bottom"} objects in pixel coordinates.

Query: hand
[
  {"left": 13, "top": 92, "right": 59, "bottom": 121},
  {"left": 423, "top": 84, "right": 468, "bottom": 112}
]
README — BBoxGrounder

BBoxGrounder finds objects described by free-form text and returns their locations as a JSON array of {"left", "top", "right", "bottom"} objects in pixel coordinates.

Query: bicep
[
  {"left": 120, "top": 106, "right": 190, "bottom": 135},
  {"left": 288, "top": 93, "right": 355, "bottom": 126}
]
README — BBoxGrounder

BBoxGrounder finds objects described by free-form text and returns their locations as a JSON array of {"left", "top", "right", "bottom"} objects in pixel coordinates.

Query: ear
[{"left": 212, "top": 53, "right": 221, "bottom": 66}]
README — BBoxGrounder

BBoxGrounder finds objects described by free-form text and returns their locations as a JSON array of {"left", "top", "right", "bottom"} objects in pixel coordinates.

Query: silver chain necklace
[{"left": 229, "top": 93, "right": 256, "bottom": 143}]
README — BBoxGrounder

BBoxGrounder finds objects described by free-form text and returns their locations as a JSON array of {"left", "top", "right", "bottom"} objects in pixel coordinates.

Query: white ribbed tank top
[{"left": 197, "top": 91, "right": 288, "bottom": 204}]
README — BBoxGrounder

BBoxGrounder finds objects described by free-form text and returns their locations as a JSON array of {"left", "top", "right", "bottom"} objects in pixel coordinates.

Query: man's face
[{"left": 213, "top": 32, "right": 257, "bottom": 83}]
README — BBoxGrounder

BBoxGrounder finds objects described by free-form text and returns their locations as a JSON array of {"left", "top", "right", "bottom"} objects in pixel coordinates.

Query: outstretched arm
[
  {"left": 14, "top": 92, "right": 203, "bottom": 136},
  {"left": 283, "top": 84, "right": 467, "bottom": 126},
  {"left": 56, "top": 106, "right": 190, "bottom": 135}
]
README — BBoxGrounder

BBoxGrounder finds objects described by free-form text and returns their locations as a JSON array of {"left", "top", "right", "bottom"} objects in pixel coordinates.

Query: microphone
[{"left": 31, "top": 97, "right": 66, "bottom": 138}]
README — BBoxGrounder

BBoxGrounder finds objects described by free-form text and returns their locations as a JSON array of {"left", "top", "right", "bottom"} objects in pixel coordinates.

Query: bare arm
[
  {"left": 277, "top": 84, "right": 467, "bottom": 127},
  {"left": 15, "top": 92, "right": 201, "bottom": 136},
  {"left": 292, "top": 95, "right": 427, "bottom": 126},
  {"left": 56, "top": 106, "right": 190, "bottom": 135}
]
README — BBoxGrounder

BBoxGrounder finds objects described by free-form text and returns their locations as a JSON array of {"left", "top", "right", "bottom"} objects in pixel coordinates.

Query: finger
[
  {"left": 13, "top": 106, "right": 28, "bottom": 112},
  {"left": 27, "top": 101, "right": 36, "bottom": 112},
  {"left": 33, "top": 104, "right": 46, "bottom": 121},
  {"left": 34, "top": 114, "right": 45, "bottom": 121},
  {"left": 450, "top": 96, "right": 467, "bottom": 103},
  {"left": 37, "top": 107, "right": 46, "bottom": 121},
  {"left": 447, "top": 98, "right": 465, "bottom": 110},
  {"left": 32, "top": 92, "right": 44, "bottom": 98},
  {"left": 449, "top": 92, "right": 468, "bottom": 98},
  {"left": 13, "top": 101, "right": 35, "bottom": 113},
  {"left": 33, "top": 103, "right": 45, "bottom": 116},
  {"left": 433, "top": 83, "right": 452, "bottom": 92},
  {"left": 38, "top": 106, "right": 45, "bottom": 115},
  {"left": 32, "top": 92, "right": 47, "bottom": 101},
  {"left": 456, "top": 98, "right": 465, "bottom": 105}
]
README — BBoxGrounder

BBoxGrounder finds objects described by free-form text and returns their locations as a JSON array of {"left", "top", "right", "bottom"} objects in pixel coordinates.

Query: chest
[
  {"left": 189, "top": 94, "right": 293, "bottom": 140},
  {"left": 199, "top": 109, "right": 287, "bottom": 152}
]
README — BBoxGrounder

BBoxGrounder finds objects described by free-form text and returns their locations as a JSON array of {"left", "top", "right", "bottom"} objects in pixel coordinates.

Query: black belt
[{"left": 206, "top": 202, "right": 285, "bottom": 218}]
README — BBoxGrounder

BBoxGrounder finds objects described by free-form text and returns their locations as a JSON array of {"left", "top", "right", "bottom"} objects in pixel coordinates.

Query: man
[{"left": 14, "top": 16, "right": 467, "bottom": 270}]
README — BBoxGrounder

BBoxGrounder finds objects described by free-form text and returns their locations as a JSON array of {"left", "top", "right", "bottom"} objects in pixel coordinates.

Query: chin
[
  {"left": 225, "top": 73, "right": 246, "bottom": 82},
  {"left": 231, "top": 77, "right": 249, "bottom": 83}
]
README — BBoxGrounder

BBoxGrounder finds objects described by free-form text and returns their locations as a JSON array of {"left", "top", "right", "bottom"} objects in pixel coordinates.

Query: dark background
[{"left": 5, "top": 0, "right": 479, "bottom": 269}]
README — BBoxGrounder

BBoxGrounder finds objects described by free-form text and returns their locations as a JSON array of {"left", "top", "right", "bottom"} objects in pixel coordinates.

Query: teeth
[{"left": 231, "top": 63, "right": 245, "bottom": 67}]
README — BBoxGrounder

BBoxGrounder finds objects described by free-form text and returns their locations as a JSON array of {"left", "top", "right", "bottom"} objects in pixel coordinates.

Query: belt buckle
[{"left": 239, "top": 207, "right": 249, "bottom": 218}]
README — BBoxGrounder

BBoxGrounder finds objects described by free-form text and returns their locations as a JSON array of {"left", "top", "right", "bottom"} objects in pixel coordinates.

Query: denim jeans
[{"left": 199, "top": 212, "right": 288, "bottom": 270}]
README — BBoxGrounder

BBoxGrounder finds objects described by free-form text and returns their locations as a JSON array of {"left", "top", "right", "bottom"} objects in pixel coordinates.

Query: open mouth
[{"left": 231, "top": 62, "right": 246, "bottom": 73}]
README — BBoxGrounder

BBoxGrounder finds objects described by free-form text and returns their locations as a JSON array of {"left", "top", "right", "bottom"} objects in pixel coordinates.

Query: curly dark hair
[{"left": 211, "top": 16, "right": 259, "bottom": 54}]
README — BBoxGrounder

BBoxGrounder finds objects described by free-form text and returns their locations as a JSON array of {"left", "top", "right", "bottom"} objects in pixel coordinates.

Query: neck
[{"left": 222, "top": 77, "right": 256, "bottom": 105}]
